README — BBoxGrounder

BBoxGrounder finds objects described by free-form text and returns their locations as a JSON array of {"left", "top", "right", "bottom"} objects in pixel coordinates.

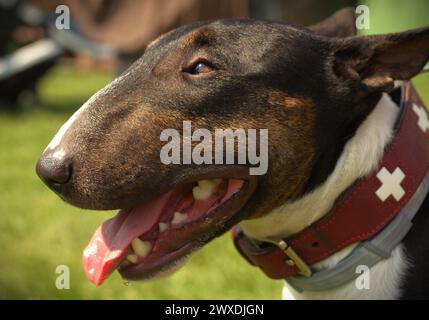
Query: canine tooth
[
  {"left": 198, "top": 179, "right": 222, "bottom": 188},
  {"left": 172, "top": 212, "right": 187, "bottom": 225},
  {"left": 193, "top": 179, "right": 222, "bottom": 200},
  {"left": 192, "top": 185, "right": 210, "bottom": 200},
  {"left": 126, "top": 254, "right": 139, "bottom": 264},
  {"left": 131, "top": 238, "right": 152, "bottom": 258},
  {"left": 159, "top": 222, "right": 169, "bottom": 232},
  {"left": 198, "top": 179, "right": 214, "bottom": 188}
]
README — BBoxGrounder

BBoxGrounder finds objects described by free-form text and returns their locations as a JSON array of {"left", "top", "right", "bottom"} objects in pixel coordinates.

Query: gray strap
[{"left": 287, "top": 169, "right": 429, "bottom": 292}]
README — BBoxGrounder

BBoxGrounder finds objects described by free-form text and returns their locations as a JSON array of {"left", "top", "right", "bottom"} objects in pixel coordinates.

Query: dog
[{"left": 36, "top": 8, "right": 429, "bottom": 299}]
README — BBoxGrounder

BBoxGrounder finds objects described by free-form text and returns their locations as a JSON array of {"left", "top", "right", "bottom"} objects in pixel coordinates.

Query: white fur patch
[
  {"left": 240, "top": 94, "right": 410, "bottom": 299},
  {"left": 45, "top": 101, "right": 89, "bottom": 151},
  {"left": 45, "top": 72, "right": 129, "bottom": 151}
]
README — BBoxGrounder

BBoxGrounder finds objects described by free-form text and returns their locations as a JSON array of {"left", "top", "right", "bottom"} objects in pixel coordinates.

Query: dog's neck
[
  {"left": 241, "top": 92, "right": 399, "bottom": 240},
  {"left": 240, "top": 92, "right": 409, "bottom": 299}
]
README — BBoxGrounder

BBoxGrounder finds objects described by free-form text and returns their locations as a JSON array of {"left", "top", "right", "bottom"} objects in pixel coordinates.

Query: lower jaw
[{"left": 119, "top": 241, "right": 196, "bottom": 281}]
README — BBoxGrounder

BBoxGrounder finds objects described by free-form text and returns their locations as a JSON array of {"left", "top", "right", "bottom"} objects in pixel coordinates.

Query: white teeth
[
  {"left": 192, "top": 179, "right": 222, "bottom": 200},
  {"left": 131, "top": 238, "right": 152, "bottom": 258},
  {"left": 172, "top": 212, "right": 187, "bottom": 225},
  {"left": 159, "top": 222, "right": 169, "bottom": 232},
  {"left": 192, "top": 185, "right": 210, "bottom": 200},
  {"left": 199, "top": 179, "right": 222, "bottom": 188},
  {"left": 198, "top": 179, "right": 214, "bottom": 189},
  {"left": 126, "top": 254, "right": 139, "bottom": 264}
]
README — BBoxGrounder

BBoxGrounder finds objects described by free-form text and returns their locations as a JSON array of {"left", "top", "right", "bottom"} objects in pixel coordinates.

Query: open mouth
[{"left": 82, "top": 176, "right": 257, "bottom": 285}]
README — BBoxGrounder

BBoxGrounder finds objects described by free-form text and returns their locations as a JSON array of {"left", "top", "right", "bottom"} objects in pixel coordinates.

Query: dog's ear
[
  {"left": 331, "top": 27, "right": 429, "bottom": 94},
  {"left": 308, "top": 7, "right": 357, "bottom": 38}
]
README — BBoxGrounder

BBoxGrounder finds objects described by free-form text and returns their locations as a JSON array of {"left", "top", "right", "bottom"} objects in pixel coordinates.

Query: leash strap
[{"left": 232, "top": 81, "right": 429, "bottom": 284}]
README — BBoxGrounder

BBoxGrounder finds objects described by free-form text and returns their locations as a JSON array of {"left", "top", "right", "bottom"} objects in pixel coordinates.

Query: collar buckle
[{"left": 277, "top": 240, "right": 312, "bottom": 277}]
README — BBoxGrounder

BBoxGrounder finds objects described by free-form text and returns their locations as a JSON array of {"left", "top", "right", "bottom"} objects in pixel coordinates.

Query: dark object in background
[
  {"left": 0, "top": 52, "right": 56, "bottom": 107},
  {"left": 0, "top": 0, "right": 249, "bottom": 107},
  {"left": 0, "top": 0, "right": 59, "bottom": 107}
]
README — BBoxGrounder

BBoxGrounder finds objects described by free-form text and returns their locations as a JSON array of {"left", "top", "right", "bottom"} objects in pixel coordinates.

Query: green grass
[
  {"left": 361, "top": 0, "right": 429, "bottom": 34},
  {"left": 0, "top": 67, "right": 282, "bottom": 299}
]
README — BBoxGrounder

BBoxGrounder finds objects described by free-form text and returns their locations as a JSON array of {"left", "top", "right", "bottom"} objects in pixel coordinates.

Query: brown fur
[{"left": 182, "top": 27, "right": 217, "bottom": 49}]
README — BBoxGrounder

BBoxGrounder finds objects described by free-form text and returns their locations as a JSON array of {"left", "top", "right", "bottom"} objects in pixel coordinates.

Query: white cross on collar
[
  {"left": 412, "top": 104, "right": 429, "bottom": 132},
  {"left": 375, "top": 167, "right": 406, "bottom": 202}
]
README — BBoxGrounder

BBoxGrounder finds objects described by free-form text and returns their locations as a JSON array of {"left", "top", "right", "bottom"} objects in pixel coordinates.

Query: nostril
[{"left": 36, "top": 150, "right": 72, "bottom": 187}]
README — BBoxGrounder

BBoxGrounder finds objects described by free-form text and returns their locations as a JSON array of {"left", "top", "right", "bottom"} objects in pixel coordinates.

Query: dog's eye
[
  {"left": 185, "top": 60, "right": 215, "bottom": 75},
  {"left": 192, "top": 62, "right": 212, "bottom": 74}
]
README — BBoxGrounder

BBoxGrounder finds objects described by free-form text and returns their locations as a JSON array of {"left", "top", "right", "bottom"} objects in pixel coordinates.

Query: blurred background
[{"left": 0, "top": 0, "right": 428, "bottom": 299}]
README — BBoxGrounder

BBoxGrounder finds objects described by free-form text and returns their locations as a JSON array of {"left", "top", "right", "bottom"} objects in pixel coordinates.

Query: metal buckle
[
  {"left": 251, "top": 236, "right": 313, "bottom": 278},
  {"left": 277, "top": 240, "right": 312, "bottom": 278}
]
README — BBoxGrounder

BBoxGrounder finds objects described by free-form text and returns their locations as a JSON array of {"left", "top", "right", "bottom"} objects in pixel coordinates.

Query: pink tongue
[{"left": 82, "top": 191, "right": 174, "bottom": 285}]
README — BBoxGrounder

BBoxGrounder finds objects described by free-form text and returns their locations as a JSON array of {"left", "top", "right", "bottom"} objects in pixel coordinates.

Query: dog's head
[{"left": 36, "top": 8, "right": 429, "bottom": 284}]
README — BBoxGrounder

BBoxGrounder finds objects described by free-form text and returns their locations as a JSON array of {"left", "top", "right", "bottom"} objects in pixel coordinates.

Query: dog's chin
[
  {"left": 121, "top": 246, "right": 195, "bottom": 282},
  {"left": 82, "top": 175, "right": 258, "bottom": 285}
]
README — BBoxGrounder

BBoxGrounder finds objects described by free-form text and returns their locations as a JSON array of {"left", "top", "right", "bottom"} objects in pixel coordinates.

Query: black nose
[{"left": 36, "top": 150, "right": 72, "bottom": 190}]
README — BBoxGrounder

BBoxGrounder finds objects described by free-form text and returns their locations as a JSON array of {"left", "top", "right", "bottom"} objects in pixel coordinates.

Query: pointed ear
[
  {"left": 308, "top": 7, "right": 357, "bottom": 38},
  {"left": 331, "top": 27, "right": 429, "bottom": 93}
]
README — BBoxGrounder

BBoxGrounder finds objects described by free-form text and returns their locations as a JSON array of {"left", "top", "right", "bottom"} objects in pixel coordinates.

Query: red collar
[{"left": 232, "top": 82, "right": 429, "bottom": 280}]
